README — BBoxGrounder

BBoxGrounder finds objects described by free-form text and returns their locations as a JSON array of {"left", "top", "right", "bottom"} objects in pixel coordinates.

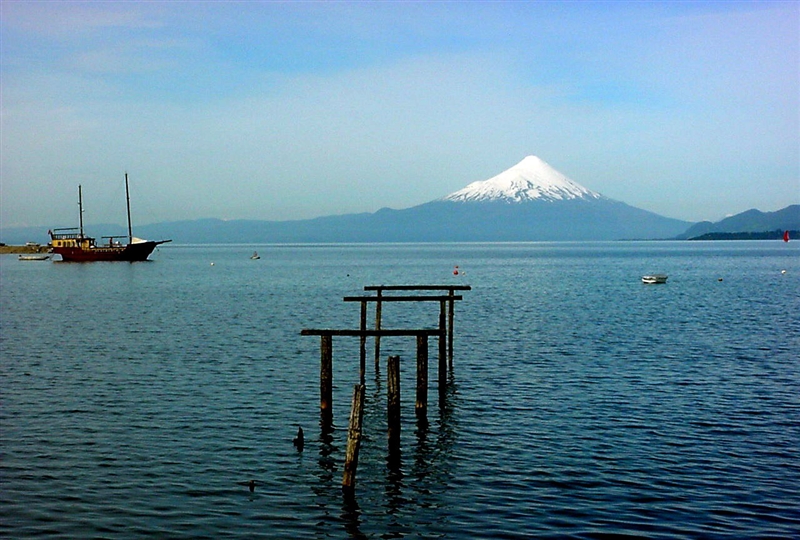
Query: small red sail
[{"left": 784, "top": 230, "right": 790, "bottom": 243}]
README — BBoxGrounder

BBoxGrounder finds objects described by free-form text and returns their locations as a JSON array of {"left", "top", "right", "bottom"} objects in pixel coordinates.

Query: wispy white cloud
[{"left": 2, "top": 1, "right": 164, "bottom": 38}]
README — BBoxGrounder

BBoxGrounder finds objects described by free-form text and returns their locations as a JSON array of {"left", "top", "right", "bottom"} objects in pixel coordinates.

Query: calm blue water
[{"left": 2, "top": 242, "right": 798, "bottom": 539}]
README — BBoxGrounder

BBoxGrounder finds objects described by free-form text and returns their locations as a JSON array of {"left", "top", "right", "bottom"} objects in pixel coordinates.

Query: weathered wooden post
[
  {"left": 374, "top": 289, "right": 382, "bottom": 367},
  {"left": 320, "top": 334, "right": 333, "bottom": 427},
  {"left": 342, "top": 383, "right": 365, "bottom": 496},
  {"left": 387, "top": 355, "right": 401, "bottom": 447},
  {"left": 448, "top": 289, "right": 455, "bottom": 369},
  {"left": 416, "top": 334, "right": 428, "bottom": 420},
  {"left": 359, "top": 301, "right": 367, "bottom": 384},
  {"left": 439, "top": 300, "right": 447, "bottom": 391}
]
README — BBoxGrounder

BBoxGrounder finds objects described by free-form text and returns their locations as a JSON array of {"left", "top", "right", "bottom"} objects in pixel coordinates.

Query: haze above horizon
[{"left": 1, "top": 1, "right": 798, "bottom": 229}]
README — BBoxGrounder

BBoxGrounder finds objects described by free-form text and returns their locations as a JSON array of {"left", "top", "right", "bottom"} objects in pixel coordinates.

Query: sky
[{"left": 1, "top": 1, "right": 798, "bottom": 229}]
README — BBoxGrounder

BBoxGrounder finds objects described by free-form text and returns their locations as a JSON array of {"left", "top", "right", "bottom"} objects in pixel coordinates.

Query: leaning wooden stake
[
  {"left": 320, "top": 335, "right": 333, "bottom": 427},
  {"left": 342, "top": 384, "right": 365, "bottom": 495},
  {"left": 387, "top": 355, "right": 401, "bottom": 447}
]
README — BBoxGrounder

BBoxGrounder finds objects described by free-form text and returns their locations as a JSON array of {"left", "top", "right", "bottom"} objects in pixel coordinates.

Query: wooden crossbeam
[
  {"left": 301, "top": 328, "right": 443, "bottom": 337},
  {"left": 343, "top": 295, "right": 462, "bottom": 302},
  {"left": 364, "top": 285, "right": 471, "bottom": 291}
]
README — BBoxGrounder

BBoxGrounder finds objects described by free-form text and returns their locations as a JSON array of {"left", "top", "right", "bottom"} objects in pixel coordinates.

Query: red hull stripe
[{"left": 53, "top": 241, "right": 167, "bottom": 262}]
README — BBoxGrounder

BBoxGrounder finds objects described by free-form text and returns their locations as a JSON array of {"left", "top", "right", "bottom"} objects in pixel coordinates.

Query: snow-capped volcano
[{"left": 443, "top": 156, "right": 605, "bottom": 203}]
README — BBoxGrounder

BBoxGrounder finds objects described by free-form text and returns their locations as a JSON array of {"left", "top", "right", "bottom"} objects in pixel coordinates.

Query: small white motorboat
[
  {"left": 250, "top": 251, "right": 260, "bottom": 260},
  {"left": 18, "top": 254, "right": 51, "bottom": 261},
  {"left": 642, "top": 274, "right": 668, "bottom": 284}
]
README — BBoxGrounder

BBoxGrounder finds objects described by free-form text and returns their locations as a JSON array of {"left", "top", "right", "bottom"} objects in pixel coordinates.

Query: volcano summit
[{"left": 444, "top": 155, "right": 605, "bottom": 203}]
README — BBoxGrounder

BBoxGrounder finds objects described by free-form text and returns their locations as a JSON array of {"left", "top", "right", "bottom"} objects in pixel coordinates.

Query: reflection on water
[{"left": 341, "top": 496, "right": 366, "bottom": 540}]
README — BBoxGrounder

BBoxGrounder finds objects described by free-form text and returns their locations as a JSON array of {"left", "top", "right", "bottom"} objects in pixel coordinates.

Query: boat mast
[
  {"left": 78, "top": 184, "right": 85, "bottom": 238},
  {"left": 125, "top": 173, "right": 133, "bottom": 243}
]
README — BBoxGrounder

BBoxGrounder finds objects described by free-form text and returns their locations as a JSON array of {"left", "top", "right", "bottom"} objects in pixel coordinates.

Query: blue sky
[{"left": 1, "top": 1, "right": 798, "bottom": 228}]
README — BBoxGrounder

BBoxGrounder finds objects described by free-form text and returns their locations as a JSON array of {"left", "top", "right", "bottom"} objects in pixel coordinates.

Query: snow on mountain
[{"left": 443, "top": 155, "right": 605, "bottom": 203}]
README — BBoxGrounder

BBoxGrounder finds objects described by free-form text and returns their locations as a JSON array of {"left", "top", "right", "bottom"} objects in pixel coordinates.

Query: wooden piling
[
  {"left": 359, "top": 301, "right": 367, "bottom": 384},
  {"left": 448, "top": 290, "right": 455, "bottom": 369},
  {"left": 416, "top": 334, "right": 428, "bottom": 419},
  {"left": 320, "top": 334, "right": 333, "bottom": 426},
  {"left": 438, "top": 300, "right": 447, "bottom": 391},
  {"left": 374, "top": 290, "right": 382, "bottom": 367},
  {"left": 342, "top": 383, "right": 365, "bottom": 495},
  {"left": 387, "top": 355, "right": 401, "bottom": 446}
]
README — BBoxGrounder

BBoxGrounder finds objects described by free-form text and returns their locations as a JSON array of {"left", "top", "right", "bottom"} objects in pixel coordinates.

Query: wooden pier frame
[
  {"left": 301, "top": 285, "right": 470, "bottom": 497},
  {"left": 363, "top": 285, "right": 471, "bottom": 369},
  {"left": 343, "top": 294, "right": 463, "bottom": 380},
  {"left": 300, "top": 328, "right": 442, "bottom": 422}
]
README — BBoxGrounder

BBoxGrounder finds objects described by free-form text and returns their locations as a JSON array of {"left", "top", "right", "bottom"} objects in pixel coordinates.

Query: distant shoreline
[
  {"left": 1, "top": 233, "right": 796, "bottom": 251},
  {"left": 688, "top": 230, "right": 797, "bottom": 241},
  {"left": 0, "top": 245, "right": 53, "bottom": 254}
]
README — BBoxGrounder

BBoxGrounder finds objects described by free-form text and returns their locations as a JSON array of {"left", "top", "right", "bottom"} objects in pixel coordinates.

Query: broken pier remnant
[{"left": 300, "top": 284, "right": 471, "bottom": 495}]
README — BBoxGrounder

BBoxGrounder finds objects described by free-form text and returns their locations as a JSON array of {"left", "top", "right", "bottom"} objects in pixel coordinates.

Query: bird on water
[
  {"left": 293, "top": 426, "right": 304, "bottom": 451},
  {"left": 237, "top": 480, "right": 258, "bottom": 492}
]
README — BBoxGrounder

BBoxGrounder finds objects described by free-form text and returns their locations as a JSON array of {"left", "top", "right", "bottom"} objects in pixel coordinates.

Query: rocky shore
[{"left": 0, "top": 245, "right": 53, "bottom": 255}]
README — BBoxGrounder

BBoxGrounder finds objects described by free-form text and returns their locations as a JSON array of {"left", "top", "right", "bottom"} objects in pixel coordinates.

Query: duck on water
[{"left": 49, "top": 174, "right": 171, "bottom": 262}]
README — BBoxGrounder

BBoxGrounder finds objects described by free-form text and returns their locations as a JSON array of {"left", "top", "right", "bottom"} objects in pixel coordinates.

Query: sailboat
[{"left": 49, "top": 174, "right": 171, "bottom": 262}]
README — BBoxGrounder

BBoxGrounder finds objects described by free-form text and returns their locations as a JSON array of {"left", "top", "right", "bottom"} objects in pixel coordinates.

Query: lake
[{"left": 2, "top": 241, "right": 798, "bottom": 539}]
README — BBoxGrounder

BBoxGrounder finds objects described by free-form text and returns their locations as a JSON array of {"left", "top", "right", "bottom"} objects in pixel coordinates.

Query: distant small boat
[
  {"left": 642, "top": 274, "right": 668, "bottom": 284},
  {"left": 784, "top": 230, "right": 790, "bottom": 243},
  {"left": 18, "top": 254, "right": 50, "bottom": 261},
  {"left": 250, "top": 251, "right": 260, "bottom": 260}
]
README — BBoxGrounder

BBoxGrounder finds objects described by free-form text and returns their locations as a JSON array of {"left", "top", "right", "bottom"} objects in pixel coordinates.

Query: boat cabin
[{"left": 49, "top": 228, "right": 96, "bottom": 250}]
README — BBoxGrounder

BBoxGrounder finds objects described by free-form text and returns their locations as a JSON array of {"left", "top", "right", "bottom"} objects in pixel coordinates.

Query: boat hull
[{"left": 53, "top": 240, "right": 168, "bottom": 262}]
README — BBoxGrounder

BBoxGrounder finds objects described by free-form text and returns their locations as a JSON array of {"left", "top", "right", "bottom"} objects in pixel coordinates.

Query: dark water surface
[{"left": 2, "top": 242, "right": 798, "bottom": 539}]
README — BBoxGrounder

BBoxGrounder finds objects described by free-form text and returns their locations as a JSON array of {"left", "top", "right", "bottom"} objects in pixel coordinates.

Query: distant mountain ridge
[
  {"left": 126, "top": 156, "right": 688, "bottom": 242},
  {"left": 677, "top": 205, "right": 800, "bottom": 239},
  {"left": 2, "top": 157, "right": 795, "bottom": 244}
]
